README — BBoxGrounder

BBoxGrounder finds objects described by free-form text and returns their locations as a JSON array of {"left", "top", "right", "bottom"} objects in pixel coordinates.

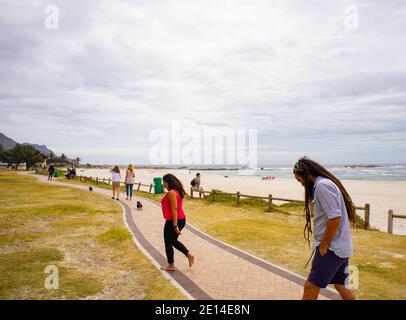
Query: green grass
[{"left": 0, "top": 169, "right": 186, "bottom": 300}]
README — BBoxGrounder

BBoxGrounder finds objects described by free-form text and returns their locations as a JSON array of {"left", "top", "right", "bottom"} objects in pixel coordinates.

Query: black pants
[
  {"left": 164, "top": 219, "right": 188, "bottom": 264},
  {"left": 48, "top": 172, "right": 54, "bottom": 180}
]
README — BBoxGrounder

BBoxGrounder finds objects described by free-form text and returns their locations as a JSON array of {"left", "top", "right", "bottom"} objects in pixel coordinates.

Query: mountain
[
  {"left": 0, "top": 132, "right": 17, "bottom": 149},
  {"left": 23, "top": 143, "right": 53, "bottom": 156},
  {"left": 0, "top": 132, "right": 55, "bottom": 156}
]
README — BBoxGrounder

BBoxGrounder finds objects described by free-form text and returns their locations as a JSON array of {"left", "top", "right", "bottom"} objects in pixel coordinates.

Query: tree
[
  {"left": 47, "top": 152, "right": 56, "bottom": 165},
  {"left": 0, "top": 149, "right": 13, "bottom": 168},
  {"left": 11, "top": 144, "right": 25, "bottom": 170},
  {"left": 76, "top": 157, "right": 81, "bottom": 167},
  {"left": 60, "top": 153, "right": 67, "bottom": 167},
  {"left": 3, "top": 144, "right": 46, "bottom": 170},
  {"left": 0, "top": 144, "right": 4, "bottom": 153},
  {"left": 20, "top": 145, "right": 46, "bottom": 170}
]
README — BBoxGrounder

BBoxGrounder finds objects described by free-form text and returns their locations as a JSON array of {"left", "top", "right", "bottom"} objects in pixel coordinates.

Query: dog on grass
[
  {"left": 136, "top": 201, "right": 143, "bottom": 210},
  {"left": 89, "top": 186, "right": 93, "bottom": 192}
]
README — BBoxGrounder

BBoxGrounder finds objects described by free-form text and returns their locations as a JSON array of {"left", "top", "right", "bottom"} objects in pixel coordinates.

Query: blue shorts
[{"left": 307, "top": 247, "right": 349, "bottom": 289}]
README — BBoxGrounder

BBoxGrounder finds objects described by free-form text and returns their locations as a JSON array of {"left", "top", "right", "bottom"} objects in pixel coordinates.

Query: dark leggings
[{"left": 164, "top": 219, "right": 188, "bottom": 264}]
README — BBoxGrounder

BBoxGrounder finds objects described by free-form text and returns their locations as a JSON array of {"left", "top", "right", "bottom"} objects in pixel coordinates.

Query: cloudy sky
[{"left": 1, "top": 0, "right": 406, "bottom": 165}]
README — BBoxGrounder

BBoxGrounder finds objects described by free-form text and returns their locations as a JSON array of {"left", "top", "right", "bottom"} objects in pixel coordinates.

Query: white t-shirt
[{"left": 112, "top": 172, "right": 121, "bottom": 182}]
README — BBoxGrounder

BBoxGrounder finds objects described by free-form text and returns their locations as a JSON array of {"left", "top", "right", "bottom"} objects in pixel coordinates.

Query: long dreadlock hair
[{"left": 293, "top": 157, "right": 356, "bottom": 246}]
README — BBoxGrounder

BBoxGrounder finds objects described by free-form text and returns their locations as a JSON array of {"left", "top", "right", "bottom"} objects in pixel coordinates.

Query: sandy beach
[{"left": 77, "top": 168, "right": 406, "bottom": 235}]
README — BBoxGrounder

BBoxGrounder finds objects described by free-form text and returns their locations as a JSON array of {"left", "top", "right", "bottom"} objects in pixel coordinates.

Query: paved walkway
[{"left": 33, "top": 174, "right": 339, "bottom": 300}]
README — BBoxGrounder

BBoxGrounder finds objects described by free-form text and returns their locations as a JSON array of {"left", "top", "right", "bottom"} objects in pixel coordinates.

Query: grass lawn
[
  {"left": 0, "top": 169, "right": 186, "bottom": 300},
  {"left": 52, "top": 174, "right": 406, "bottom": 299}
]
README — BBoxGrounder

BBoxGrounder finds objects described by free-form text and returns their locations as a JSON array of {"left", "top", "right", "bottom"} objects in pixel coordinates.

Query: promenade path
[{"left": 33, "top": 173, "right": 339, "bottom": 300}]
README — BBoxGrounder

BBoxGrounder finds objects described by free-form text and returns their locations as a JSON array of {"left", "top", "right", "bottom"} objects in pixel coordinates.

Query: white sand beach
[{"left": 78, "top": 168, "right": 406, "bottom": 235}]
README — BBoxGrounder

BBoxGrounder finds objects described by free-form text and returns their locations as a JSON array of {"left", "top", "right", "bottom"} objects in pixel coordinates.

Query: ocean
[{"left": 193, "top": 164, "right": 406, "bottom": 181}]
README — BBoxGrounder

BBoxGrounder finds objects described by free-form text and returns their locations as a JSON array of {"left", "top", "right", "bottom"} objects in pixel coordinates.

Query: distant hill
[
  {"left": 0, "top": 132, "right": 17, "bottom": 149},
  {"left": 23, "top": 143, "right": 53, "bottom": 156},
  {"left": 0, "top": 132, "right": 55, "bottom": 156}
]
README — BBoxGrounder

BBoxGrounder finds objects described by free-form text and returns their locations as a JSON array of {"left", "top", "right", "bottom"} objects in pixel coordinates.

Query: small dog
[
  {"left": 89, "top": 186, "right": 93, "bottom": 192},
  {"left": 136, "top": 201, "right": 143, "bottom": 210}
]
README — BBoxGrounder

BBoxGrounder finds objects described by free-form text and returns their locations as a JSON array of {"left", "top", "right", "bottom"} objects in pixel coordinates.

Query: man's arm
[{"left": 319, "top": 217, "right": 341, "bottom": 255}]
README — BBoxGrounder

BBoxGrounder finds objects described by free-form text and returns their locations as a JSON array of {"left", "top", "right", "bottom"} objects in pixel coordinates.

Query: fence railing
[
  {"left": 387, "top": 210, "right": 406, "bottom": 234},
  {"left": 75, "top": 175, "right": 371, "bottom": 230},
  {"left": 190, "top": 187, "right": 371, "bottom": 230},
  {"left": 78, "top": 175, "right": 155, "bottom": 193}
]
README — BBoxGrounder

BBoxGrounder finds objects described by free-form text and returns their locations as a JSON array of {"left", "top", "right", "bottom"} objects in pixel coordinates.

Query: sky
[{"left": 1, "top": 0, "right": 406, "bottom": 165}]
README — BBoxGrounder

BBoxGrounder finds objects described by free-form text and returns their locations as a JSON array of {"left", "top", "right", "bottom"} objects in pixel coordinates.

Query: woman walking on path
[
  {"left": 125, "top": 164, "right": 135, "bottom": 200},
  {"left": 160, "top": 174, "right": 195, "bottom": 272},
  {"left": 111, "top": 166, "right": 121, "bottom": 201},
  {"left": 293, "top": 157, "right": 356, "bottom": 300}
]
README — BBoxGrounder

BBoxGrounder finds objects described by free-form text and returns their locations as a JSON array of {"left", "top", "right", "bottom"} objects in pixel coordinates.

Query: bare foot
[
  {"left": 160, "top": 265, "right": 175, "bottom": 272},
  {"left": 187, "top": 253, "right": 195, "bottom": 268}
]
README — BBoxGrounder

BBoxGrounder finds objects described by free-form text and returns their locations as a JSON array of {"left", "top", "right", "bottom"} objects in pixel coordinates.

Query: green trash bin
[{"left": 153, "top": 177, "right": 163, "bottom": 194}]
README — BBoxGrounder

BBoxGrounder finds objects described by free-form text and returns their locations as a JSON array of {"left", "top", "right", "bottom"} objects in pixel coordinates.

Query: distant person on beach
[
  {"left": 293, "top": 157, "right": 356, "bottom": 300},
  {"left": 48, "top": 164, "right": 55, "bottom": 180},
  {"left": 125, "top": 164, "right": 135, "bottom": 200},
  {"left": 190, "top": 172, "right": 201, "bottom": 190},
  {"left": 191, "top": 172, "right": 203, "bottom": 197},
  {"left": 111, "top": 166, "right": 121, "bottom": 201},
  {"left": 160, "top": 174, "right": 195, "bottom": 272}
]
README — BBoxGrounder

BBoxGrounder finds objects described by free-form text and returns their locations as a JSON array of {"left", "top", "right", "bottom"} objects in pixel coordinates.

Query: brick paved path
[{"left": 33, "top": 174, "right": 339, "bottom": 300}]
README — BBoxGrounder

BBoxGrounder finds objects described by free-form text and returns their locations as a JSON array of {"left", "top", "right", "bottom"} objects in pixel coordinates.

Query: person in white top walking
[
  {"left": 111, "top": 166, "right": 121, "bottom": 200},
  {"left": 125, "top": 164, "right": 135, "bottom": 200}
]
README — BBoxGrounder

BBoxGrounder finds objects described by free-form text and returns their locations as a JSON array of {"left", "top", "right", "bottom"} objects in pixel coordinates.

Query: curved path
[{"left": 33, "top": 174, "right": 339, "bottom": 300}]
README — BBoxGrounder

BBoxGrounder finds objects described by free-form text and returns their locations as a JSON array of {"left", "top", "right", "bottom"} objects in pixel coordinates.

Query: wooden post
[
  {"left": 388, "top": 210, "right": 394, "bottom": 234},
  {"left": 211, "top": 189, "right": 215, "bottom": 202},
  {"left": 137, "top": 182, "right": 141, "bottom": 191},
  {"left": 108, "top": 178, "right": 111, "bottom": 185},
  {"left": 199, "top": 190, "right": 202, "bottom": 198},
  {"left": 190, "top": 187, "right": 194, "bottom": 198},
  {"left": 236, "top": 191, "right": 240, "bottom": 205},
  {"left": 364, "top": 203, "right": 370, "bottom": 230},
  {"left": 268, "top": 194, "right": 273, "bottom": 211},
  {"left": 96, "top": 177, "right": 98, "bottom": 184},
  {"left": 102, "top": 178, "right": 105, "bottom": 184},
  {"left": 149, "top": 183, "right": 153, "bottom": 193}
]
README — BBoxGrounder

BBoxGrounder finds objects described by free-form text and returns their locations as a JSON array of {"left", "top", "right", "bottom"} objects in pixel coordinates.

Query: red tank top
[{"left": 161, "top": 190, "right": 186, "bottom": 220}]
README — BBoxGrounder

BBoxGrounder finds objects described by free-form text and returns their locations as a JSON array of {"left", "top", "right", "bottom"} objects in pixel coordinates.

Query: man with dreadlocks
[{"left": 293, "top": 157, "right": 356, "bottom": 300}]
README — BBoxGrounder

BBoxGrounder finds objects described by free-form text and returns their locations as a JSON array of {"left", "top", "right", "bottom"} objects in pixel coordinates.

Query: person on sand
[
  {"left": 190, "top": 172, "right": 201, "bottom": 191},
  {"left": 160, "top": 174, "right": 195, "bottom": 272},
  {"left": 125, "top": 164, "right": 135, "bottom": 200},
  {"left": 111, "top": 166, "right": 121, "bottom": 201},
  {"left": 293, "top": 157, "right": 356, "bottom": 300}
]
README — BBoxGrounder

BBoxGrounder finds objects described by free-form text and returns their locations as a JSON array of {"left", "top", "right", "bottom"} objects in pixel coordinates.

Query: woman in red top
[{"left": 160, "top": 174, "right": 195, "bottom": 272}]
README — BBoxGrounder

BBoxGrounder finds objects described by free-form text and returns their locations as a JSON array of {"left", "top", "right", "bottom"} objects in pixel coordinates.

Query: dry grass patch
[{"left": 0, "top": 169, "right": 186, "bottom": 300}]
